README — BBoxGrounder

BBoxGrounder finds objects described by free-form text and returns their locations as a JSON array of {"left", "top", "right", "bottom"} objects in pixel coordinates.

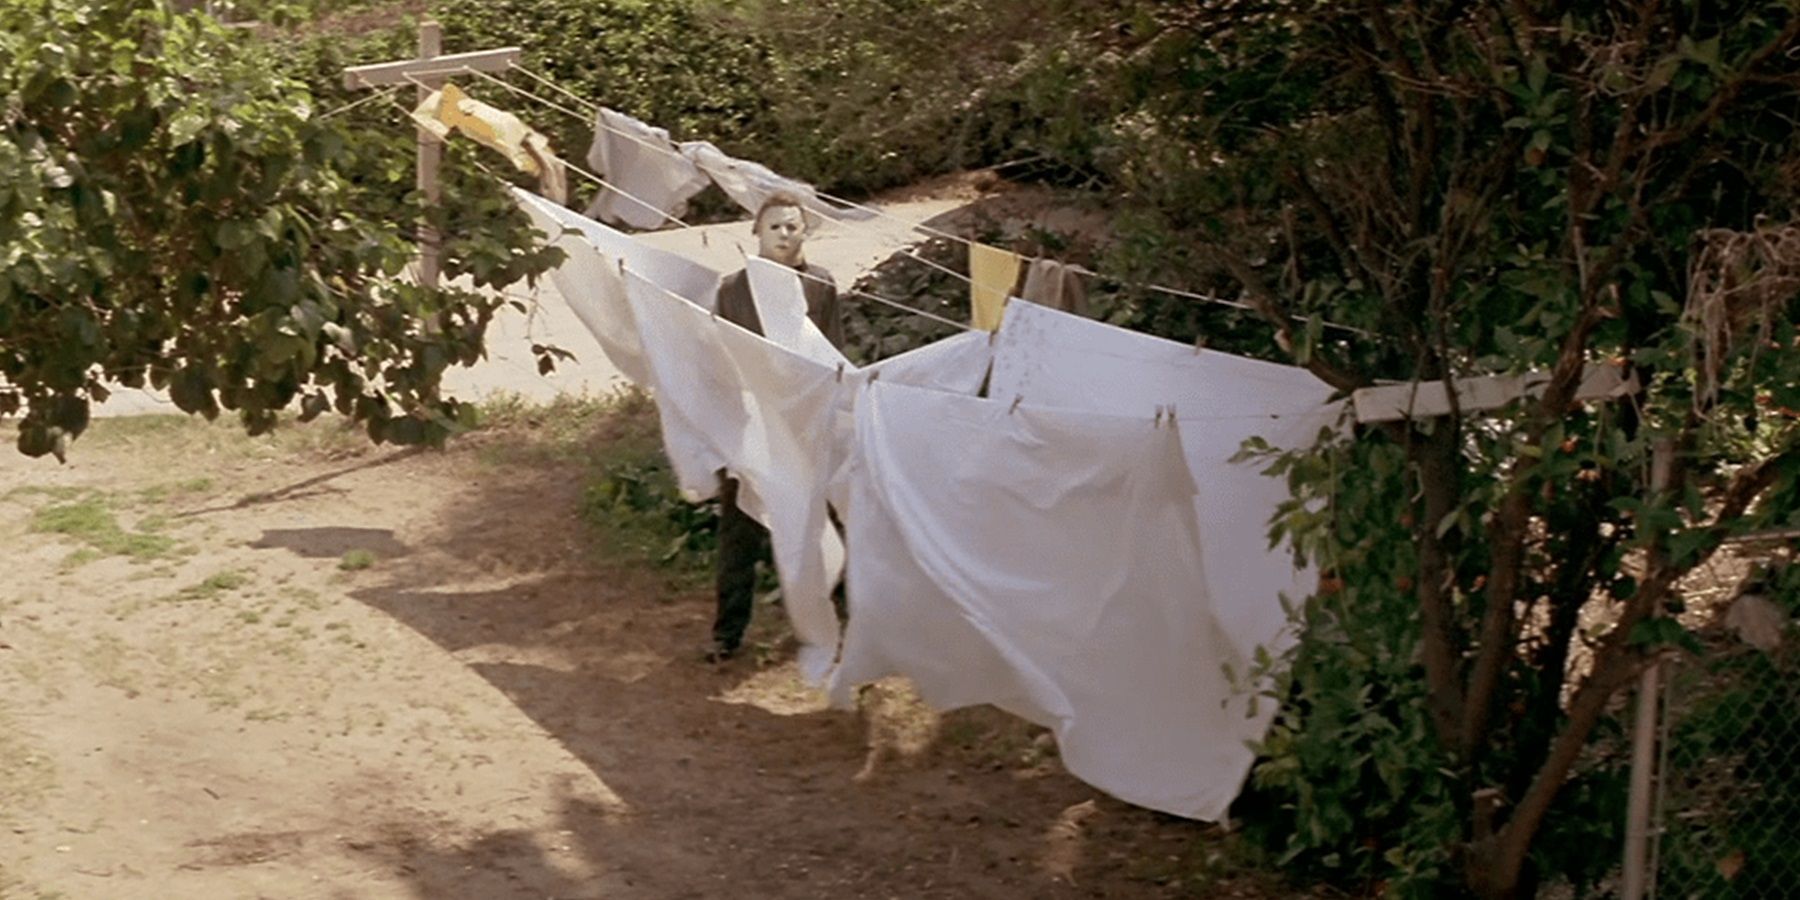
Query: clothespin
[
  {"left": 1193, "top": 334, "right": 1206, "bottom": 355},
  {"left": 1167, "top": 404, "right": 1178, "bottom": 425},
  {"left": 867, "top": 369, "right": 881, "bottom": 384},
  {"left": 1154, "top": 405, "right": 1164, "bottom": 428},
  {"left": 835, "top": 361, "right": 844, "bottom": 383},
  {"left": 1009, "top": 394, "right": 1023, "bottom": 415}
]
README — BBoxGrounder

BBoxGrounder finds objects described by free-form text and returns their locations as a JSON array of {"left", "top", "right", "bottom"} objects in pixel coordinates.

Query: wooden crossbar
[
  {"left": 1352, "top": 363, "right": 1638, "bottom": 423},
  {"left": 343, "top": 47, "right": 523, "bottom": 90}
]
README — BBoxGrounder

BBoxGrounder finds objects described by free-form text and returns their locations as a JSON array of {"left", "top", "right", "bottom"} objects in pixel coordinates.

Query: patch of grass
[
  {"left": 59, "top": 547, "right": 103, "bottom": 570},
  {"left": 28, "top": 496, "right": 176, "bottom": 561},
  {"left": 135, "top": 477, "right": 215, "bottom": 505},
  {"left": 199, "top": 570, "right": 249, "bottom": 592},
  {"left": 471, "top": 390, "right": 626, "bottom": 463},
  {"left": 265, "top": 413, "right": 370, "bottom": 458},
  {"left": 0, "top": 484, "right": 87, "bottom": 504},
  {"left": 556, "top": 389, "right": 720, "bottom": 584},
  {"left": 146, "top": 569, "right": 253, "bottom": 608},
  {"left": 81, "top": 414, "right": 192, "bottom": 442},
  {"left": 338, "top": 548, "right": 376, "bottom": 571}
]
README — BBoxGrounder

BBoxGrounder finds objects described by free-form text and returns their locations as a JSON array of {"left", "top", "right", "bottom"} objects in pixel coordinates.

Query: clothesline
[
  {"left": 319, "top": 83, "right": 407, "bottom": 119},
  {"left": 379, "top": 94, "right": 974, "bottom": 333},
  {"left": 623, "top": 257, "right": 1322, "bottom": 426},
  {"left": 396, "top": 73, "right": 690, "bottom": 230},
  {"left": 490, "top": 63, "right": 1375, "bottom": 339}
]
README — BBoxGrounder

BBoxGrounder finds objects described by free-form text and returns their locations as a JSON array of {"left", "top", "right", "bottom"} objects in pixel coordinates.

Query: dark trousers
[{"left": 714, "top": 474, "right": 767, "bottom": 650}]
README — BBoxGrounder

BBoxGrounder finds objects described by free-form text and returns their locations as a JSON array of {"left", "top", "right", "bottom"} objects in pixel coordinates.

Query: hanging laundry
[
  {"left": 678, "top": 140, "right": 876, "bottom": 228},
  {"left": 523, "top": 140, "right": 568, "bottom": 207},
  {"left": 743, "top": 257, "right": 848, "bottom": 368},
  {"left": 512, "top": 189, "right": 648, "bottom": 384},
  {"left": 414, "top": 84, "right": 568, "bottom": 204},
  {"left": 823, "top": 330, "right": 995, "bottom": 519},
  {"left": 968, "top": 242, "right": 1023, "bottom": 331},
  {"left": 585, "top": 108, "right": 711, "bottom": 230},
  {"left": 622, "top": 268, "right": 846, "bottom": 680},
  {"left": 989, "top": 299, "right": 1342, "bottom": 670},
  {"left": 514, "top": 187, "right": 722, "bottom": 313},
  {"left": 1019, "top": 258, "right": 1088, "bottom": 316},
  {"left": 830, "top": 381, "right": 1258, "bottom": 820}
]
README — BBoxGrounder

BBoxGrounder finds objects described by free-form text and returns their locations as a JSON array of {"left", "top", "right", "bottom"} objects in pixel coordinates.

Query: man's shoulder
[{"left": 799, "top": 262, "right": 837, "bottom": 287}]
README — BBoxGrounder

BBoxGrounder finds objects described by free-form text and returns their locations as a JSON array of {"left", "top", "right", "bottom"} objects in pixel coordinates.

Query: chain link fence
[{"left": 1652, "top": 554, "right": 1799, "bottom": 899}]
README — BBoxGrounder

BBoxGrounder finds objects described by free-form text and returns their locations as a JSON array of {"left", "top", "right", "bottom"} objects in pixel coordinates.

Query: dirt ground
[{"left": 0, "top": 410, "right": 1280, "bottom": 900}]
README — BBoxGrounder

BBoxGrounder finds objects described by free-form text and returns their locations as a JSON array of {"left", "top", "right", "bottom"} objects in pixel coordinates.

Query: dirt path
[{"left": 0, "top": 412, "right": 1263, "bottom": 900}]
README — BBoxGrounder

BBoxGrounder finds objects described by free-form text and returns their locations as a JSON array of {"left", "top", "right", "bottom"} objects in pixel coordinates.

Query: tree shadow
[
  {"left": 253, "top": 526, "right": 412, "bottom": 560},
  {"left": 176, "top": 447, "right": 424, "bottom": 518},
  {"left": 340, "top": 428, "right": 1218, "bottom": 899}
]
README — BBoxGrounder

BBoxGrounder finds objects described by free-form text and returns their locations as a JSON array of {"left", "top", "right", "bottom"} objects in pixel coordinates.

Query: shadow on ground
[
  {"left": 341, "top": 426, "right": 1221, "bottom": 900},
  {"left": 253, "top": 526, "right": 412, "bottom": 560}
]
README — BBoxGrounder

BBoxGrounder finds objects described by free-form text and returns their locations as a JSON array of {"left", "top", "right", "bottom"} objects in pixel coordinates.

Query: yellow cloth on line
[
  {"left": 412, "top": 83, "right": 568, "bottom": 204},
  {"left": 968, "top": 242, "right": 1023, "bottom": 331}
]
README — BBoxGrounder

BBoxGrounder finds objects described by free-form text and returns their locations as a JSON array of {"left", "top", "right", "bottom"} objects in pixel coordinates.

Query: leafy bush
[
  {"left": 1, "top": 0, "right": 561, "bottom": 457},
  {"left": 268, "top": 0, "right": 1125, "bottom": 205},
  {"left": 563, "top": 389, "right": 719, "bottom": 576}
]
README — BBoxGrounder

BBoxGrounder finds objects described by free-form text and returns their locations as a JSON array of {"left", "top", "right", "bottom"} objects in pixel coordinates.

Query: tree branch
[
  {"left": 1414, "top": 421, "right": 1473, "bottom": 750},
  {"left": 1202, "top": 246, "right": 1370, "bottom": 393}
]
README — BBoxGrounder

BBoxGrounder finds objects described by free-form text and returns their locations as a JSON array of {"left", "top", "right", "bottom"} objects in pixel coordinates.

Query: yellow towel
[
  {"left": 969, "top": 242, "right": 1022, "bottom": 331},
  {"left": 410, "top": 83, "right": 567, "bottom": 204}
]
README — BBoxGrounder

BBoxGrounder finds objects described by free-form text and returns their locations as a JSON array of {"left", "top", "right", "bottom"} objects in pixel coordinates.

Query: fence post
[
  {"left": 1622, "top": 438, "right": 1675, "bottom": 900},
  {"left": 415, "top": 20, "right": 442, "bottom": 290}
]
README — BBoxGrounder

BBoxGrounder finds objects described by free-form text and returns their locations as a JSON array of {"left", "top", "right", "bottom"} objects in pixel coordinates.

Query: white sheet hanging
[
  {"left": 743, "top": 257, "right": 849, "bottom": 368},
  {"left": 712, "top": 319, "right": 846, "bottom": 680},
  {"left": 621, "top": 268, "right": 845, "bottom": 680},
  {"left": 585, "top": 108, "right": 712, "bottom": 230},
  {"left": 514, "top": 190, "right": 650, "bottom": 384},
  {"left": 620, "top": 268, "right": 743, "bottom": 502},
  {"left": 989, "top": 299, "right": 1343, "bottom": 667},
  {"left": 515, "top": 187, "right": 722, "bottom": 313},
  {"left": 823, "top": 330, "right": 994, "bottom": 519},
  {"left": 830, "top": 381, "right": 1257, "bottom": 820},
  {"left": 678, "top": 140, "right": 875, "bottom": 227}
]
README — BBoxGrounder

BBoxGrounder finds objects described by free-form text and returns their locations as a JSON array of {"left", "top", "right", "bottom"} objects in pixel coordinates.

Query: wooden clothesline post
[{"left": 340, "top": 22, "right": 522, "bottom": 289}]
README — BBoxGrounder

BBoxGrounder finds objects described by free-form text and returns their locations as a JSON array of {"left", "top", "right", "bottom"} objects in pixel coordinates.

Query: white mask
[{"left": 755, "top": 205, "right": 806, "bottom": 266}]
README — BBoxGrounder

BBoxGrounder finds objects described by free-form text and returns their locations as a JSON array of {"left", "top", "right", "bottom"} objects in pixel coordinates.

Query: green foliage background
[
  {"left": 8, "top": 0, "right": 1797, "bottom": 895},
  {"left": 268, "top": 2, "right": 1800, "bottom": 895},
  {"left": 1, "top": 0, "right": 562, "bottom": 457}
]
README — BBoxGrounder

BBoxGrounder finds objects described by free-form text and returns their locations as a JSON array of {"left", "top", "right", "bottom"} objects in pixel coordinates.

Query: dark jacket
[{"left": 716, "top": 260, "right": 846, "bottom": 350}]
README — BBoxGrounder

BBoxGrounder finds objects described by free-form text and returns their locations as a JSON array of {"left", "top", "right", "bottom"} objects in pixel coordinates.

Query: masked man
[{"left": 707, "top": 192, "right": 844, "bottom": 661}]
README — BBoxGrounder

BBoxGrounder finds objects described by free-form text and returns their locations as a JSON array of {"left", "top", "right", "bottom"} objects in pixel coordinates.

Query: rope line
[
  {"left": 377, "top": 95, "right": 970, "bottom": 332},
  {"left": 506, "top": 62, "right": 601, "bottom": 115},
  {"left": 488, "top": 64, "right": 1375, "bottom": 339},
  {"left": 395, "top": 76, "right": 693, "bottom": 229},
  {"left": 318, "top": 84, "right": 407, "bottom": 120}
]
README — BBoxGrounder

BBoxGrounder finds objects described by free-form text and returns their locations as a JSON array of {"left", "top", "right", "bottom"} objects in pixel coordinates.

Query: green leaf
[
  {"left": 1628, "top": 617, "right": 1700, "bottom": 653},
  {"left": 1526, "top": 56, "right": 1549, "bottom": 96},
  {"left": 167, "top": 110, "right": 208, "bottom": 147}
]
